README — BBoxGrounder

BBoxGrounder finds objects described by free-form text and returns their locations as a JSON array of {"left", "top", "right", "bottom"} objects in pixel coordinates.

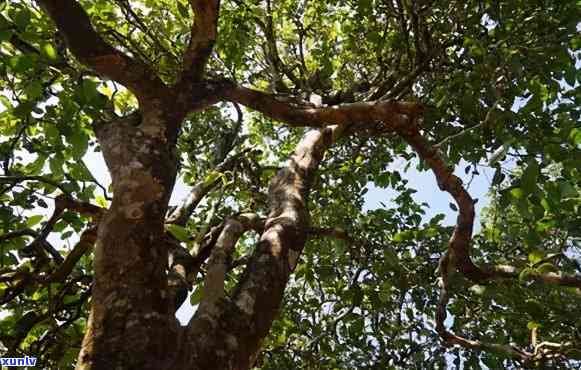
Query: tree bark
[
  {"left": 76, "top": 105, "right": 183, "bottom": 370},
  {"left": 178, "top": 125, "right": 343, "bottom": 369}
]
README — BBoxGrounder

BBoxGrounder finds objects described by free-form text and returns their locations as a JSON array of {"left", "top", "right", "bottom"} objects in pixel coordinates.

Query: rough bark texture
[
  {"left": 76, "top": 106, "right": 183, "bottom": 370},
  {"left": 179, "top": 126, "right": 342, "bottom": 370}
]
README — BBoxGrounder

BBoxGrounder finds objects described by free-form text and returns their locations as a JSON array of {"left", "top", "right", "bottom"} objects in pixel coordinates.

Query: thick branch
[
  {"left": 213, "top": 82, "right": 422, "bottom": 129},
  {"left": 180, "top": 0, "right": 221, "bottom": 83},
  {"left": 36, "top": 0, "right": 165, "bottom": 98},
  {"left": 397, "top": 123, "right": 487, "bottom": 281},
  {"left": 489, "top": 265, "right": 581, "bottom": 288},
  {"left": 166, "top": 215, "right": 259, "bottom": 314},
  {"left": 183, "top": 125, "right": 343, "bottom": 369},
  {"left": 198, "top": 219, "right": 245, "bottom": 310},
  {"left": 398, "top": 122, "right": 581, "bottom": 290}
]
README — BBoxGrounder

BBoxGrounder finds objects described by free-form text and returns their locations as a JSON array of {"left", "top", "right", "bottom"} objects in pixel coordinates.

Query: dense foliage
[{"left": 0, "top": 0, "right": 580, "bottom": 368}]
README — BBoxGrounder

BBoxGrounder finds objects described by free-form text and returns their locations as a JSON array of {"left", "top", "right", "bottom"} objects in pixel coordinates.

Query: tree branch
[
  {"left": 400, "top": 116, "right": 581, "bottom": 363},
  {"left": 435, "top": 253, "right": 580, "bottom": 365},
  {"left": 17, "top": 195, "right": 104, "bottom": 265},
  {"left": 45, "top": 227, "right": 97, "bottom": 284},
  {"left": 184, "top": 125, "right": 343, "bottom": 368},
  {"left": 397, "top": 119, "right": 581, "bottom": 289},
  {"left": 210, "top": 81, "right": 423, "bottom": 129},
  {"left": 258, "top": 0, "right": 299, "bottom": 91},
  {"left": 434, "top": 100, "right": 500, "bottom": 149},
  {"left": 167, "top": 148, "right": 254, "bottom": 226},
  {"left": 489, "top": 265, "right": 581, "bottom": 288},
  {"left": 0, "top": 175, "right": 71, "bottom": 196},
  {"left": 180, "top": 0, "right": 221, "bottom": 83},
  {"left": 197, "top": 218, "right": 245, "bottom": 310},
  {"left": 307, "top": 227, "right": 354, "bottom": 244},
  {"left": 0, "top": 228, "right": 37, "bottom": 243},
  {"left": 36, "top": 0, "right": 165, "bottom": 99},
  {"left": 55, "top": 195, "right": 107, "bottom": 221},
  {"left": 396, "top": 121, "right": 487, "bottom": 281}
]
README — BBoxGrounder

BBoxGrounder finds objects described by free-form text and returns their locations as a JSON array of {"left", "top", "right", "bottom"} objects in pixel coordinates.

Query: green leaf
[
  {"left": 569, "top": 128, "right": 581, "bottom": 145},
  {"left": 204, "top": 170, "right": 223, "bottom": 185},
  {"left": 378, "top": 288, "right": 390, "bottom": 303},
  {"left": 82, "top": 79, "right": 100, "bottom": 102},
  {"left": 527, "top": 321, "right": 541, "bottom": 330},
  {"left": 525, "top": 299, "right": 544, "bottom": 319},
  {"left": 69, "top": 162, "right": 94, "bottom": 182},
  {"left": 13, "top": 7, "right": 31, "bottom": 31},
  {"left": 40, "top": 43, "right": 59, "bottom": 61},
  {"left": 351, "top": 285, "right": 364, "bottom": 306},
  {"left": 9, "top": 54, "right": 36, "bottom": 73},
  {"left": 0, "top": 29, "right": 13, "bottom": 42},
  {"left": 190, "top": 287, "right": 203, "bottom": 306},
  {"left": 536, "top": 262, "right": 558, "bottom": 274},
  {"left": 24, "top": 81, "right": 43, "bottom": 100},
  {"left": 528, "top": 249, "right": 544, "bottom": 264},
  {"left": 564, "top": 67, "right": 576, "bottom": 86},
  {"left": 559, "top": 182, "right": 578, "bottom": 199},
  {"left": 49, "top": 154, "right": 65, "bottom": 177},
  {"left": 26, "top": 215, "right": 43, "bottom": 227},
  {"left": 176, "top": 1, "right": 190, "bottom": 18},
  {"left": 68, "top": 129, "right": 89, "bottom": 159},
  {"left": 25, "top": 155, "right": 46, "bottom": 175},
  {"left": 510, "top": 187, "right": 525, "bottom": 199},
  {"left": 95, "top": 195, "right": 109, "bottom": 208},
  {"left": 392, "top": 230, "right": 413, "bottom": 242},
  {"left": 45, "top": 123, "right": 60, "bottom": 143},
  {"left": 567, "top": 349, "right": 581, "bottom": 360},
  {"left": 167, "top": 224, "right": 190, "bottom": 242},
  {"left": 384, "top": 248, "right": 400, "bottom": 269},
  {"left": 520, "top": 159, "right": 539, "bottom": 195},
  {"left": 519, "top": 267, "right": 532, "bottom": 282},
  {"left": 0, "top": 95, "right": 12, "bottom": 111}
]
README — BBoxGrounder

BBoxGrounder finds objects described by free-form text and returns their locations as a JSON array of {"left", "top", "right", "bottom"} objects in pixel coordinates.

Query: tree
[{"left": 0, "top": 0, "right": 580, "bottom": 368}]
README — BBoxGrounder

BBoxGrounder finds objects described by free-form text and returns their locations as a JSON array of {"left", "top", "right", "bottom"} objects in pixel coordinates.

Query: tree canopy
[{"left": 0, "top": 0, "right": 580, "bottom": 368}]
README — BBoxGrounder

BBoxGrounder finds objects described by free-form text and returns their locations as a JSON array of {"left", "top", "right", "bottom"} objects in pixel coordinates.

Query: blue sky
[{"left": 364, "top": 158, "right": 494, "bottom": 228}]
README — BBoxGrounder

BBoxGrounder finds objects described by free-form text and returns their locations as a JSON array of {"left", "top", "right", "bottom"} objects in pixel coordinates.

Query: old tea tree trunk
[
  {"left": 36, "top": 1, "right": 422, "bottom": 369},
  {"left": 78, "top": 104, "right": 185, "bottom": 369}
]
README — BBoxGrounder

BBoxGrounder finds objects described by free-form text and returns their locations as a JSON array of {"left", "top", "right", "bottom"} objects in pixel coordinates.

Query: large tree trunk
[{"left": 77, "top": 105, "right": 183, "bottom": 370}]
